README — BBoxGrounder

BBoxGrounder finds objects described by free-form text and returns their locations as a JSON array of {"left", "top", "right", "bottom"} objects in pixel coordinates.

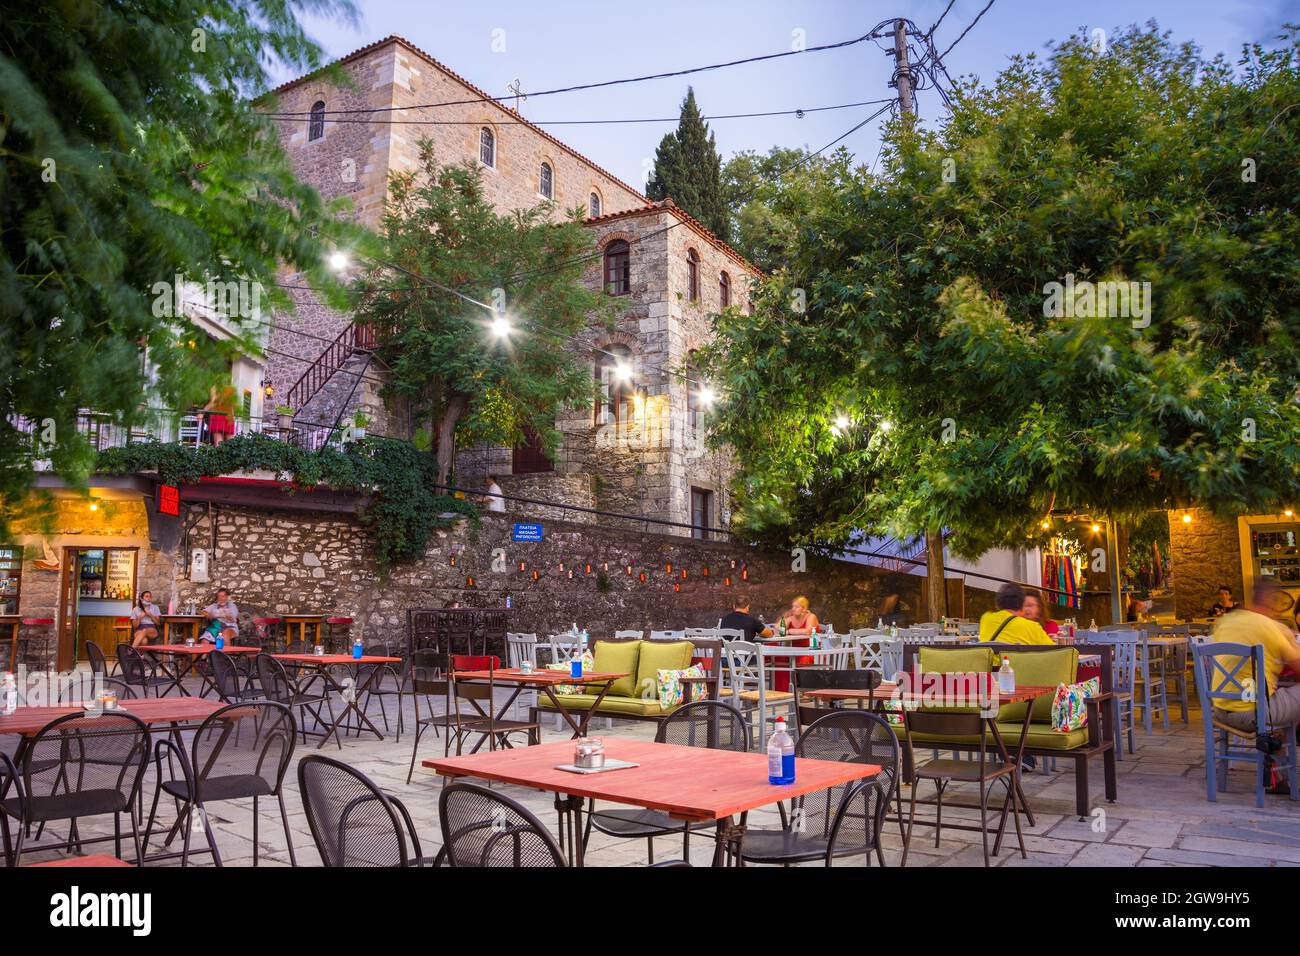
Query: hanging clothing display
[{"left": 1043, "top": 543, "right": 1084, "bottom": 610}]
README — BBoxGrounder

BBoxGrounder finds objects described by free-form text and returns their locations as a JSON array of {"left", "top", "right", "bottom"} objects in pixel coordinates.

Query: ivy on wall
[{"left": 96, "top": 434, "right": 478, "bottom": 570}]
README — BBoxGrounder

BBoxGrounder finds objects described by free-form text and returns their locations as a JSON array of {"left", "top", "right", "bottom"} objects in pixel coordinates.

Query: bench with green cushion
[
  {"left": 534, "top": 638, "right": 713, "bottom": 724},
  {"left": 896, "top": 642, "right": 1117, "bottom": 819}
]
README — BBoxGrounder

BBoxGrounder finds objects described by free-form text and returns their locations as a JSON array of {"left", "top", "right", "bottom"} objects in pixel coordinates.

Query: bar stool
[
  {"left": 18, "top": 618, "right": 54, "bottom": 671},
  {"left": 324, "top": 617, "right": 353, "bottom": 654}
]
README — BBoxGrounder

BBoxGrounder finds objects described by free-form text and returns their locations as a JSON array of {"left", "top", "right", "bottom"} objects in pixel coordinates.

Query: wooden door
[{"left": 56, "top": 547, "right": 78, "bottom": 671}]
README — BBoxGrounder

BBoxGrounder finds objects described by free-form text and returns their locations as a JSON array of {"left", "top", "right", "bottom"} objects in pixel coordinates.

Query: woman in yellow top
[{"left": 978, "top": 583, "right": 1054, "bottom": 645}]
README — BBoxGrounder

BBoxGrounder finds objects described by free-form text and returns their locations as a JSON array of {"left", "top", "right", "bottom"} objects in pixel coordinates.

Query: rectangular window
[
  {"left": 0, "top": 546, "right": 22, "bottom": 616},
  {"left": 691, "top": 488, "right": 712, "bottom": 540},
  {"left": 511, "top": 427, "right": 554, "bottom": 474}
]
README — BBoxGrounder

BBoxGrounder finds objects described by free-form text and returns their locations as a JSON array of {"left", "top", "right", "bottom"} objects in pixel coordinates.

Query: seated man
[
  {"left": 203, "top": 588, "right": 240, "bottom": 643},
  {"left": 1211, "top": 578, "right": 1300, "bottom": 735},
  {"left": 720, "top": 599, "right": 773, "bottom": 641},
  {"left": 978, "top": 582, "right": 1054, "bottom": 645}
]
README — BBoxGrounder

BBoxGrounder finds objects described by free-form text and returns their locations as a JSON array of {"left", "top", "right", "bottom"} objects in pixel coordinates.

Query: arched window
[
  {"left": 308, "top": 100, "right": 326, "bottom": 142},
  {"left": 539, "top": 162, "right": 553, "bottom": 199},
  {"left": 479, "top": 127, "right": 495, "bottom": 167},
  {"left": 589, "top": 192, "right": 601, "bottom": 217},
  {"left": 687, "top": 248, "right": 700, "bottom": 302},
  {"left": 719, "top": 271, "right": 731, "bottom": 309},
  {"left": 603, "top": 240, "right": 630, "bottom": 296},
  {"left": 595, "top": 345, "right": 633, "bottom": 426}
]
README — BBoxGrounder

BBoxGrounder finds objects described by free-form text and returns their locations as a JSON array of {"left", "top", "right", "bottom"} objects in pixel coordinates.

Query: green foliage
[
  {"left": 700, "top": 24, "right": 1300, "bottom": 559},
  {"left": 95, "top": 434, "right": 477, "bottom": 570},
  {"left": 352, "top": 148, "right": 608, "bottom": 483},
  {"left": 721, "top": 146, "right": 857, "bottom": 274},
  {"left": 0, "top": 0, "right": 366, "bottom": 533},
  {"left": 646, "top": 88, "right": 730, "bottom": 241}
]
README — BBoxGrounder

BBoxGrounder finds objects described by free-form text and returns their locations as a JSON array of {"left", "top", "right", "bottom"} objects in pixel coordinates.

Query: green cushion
[
  {"left": 893, "top": 721, "right": 1090, "bottom": 752},
  {"left": 634, "top": 640, "right": 694, "bottom": 701},
  {"left": 997, "top": 648, "right": 1078, "bottom": 722},
  {"left": 537, "top": 693, "right": 665, "bottom": 718},
  {"left": 586, "top": 640, "right": 641, "bottom": 698},
  {"left": 918, "top": 646, "right": 995, "bottom": 675}
]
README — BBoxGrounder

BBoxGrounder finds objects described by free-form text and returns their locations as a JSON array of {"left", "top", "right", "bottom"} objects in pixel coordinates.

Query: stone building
[{"left": 262, "top": 35, "right": 757, "bottom": 531}]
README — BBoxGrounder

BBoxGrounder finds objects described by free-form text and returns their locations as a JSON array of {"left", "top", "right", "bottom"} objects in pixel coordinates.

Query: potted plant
[
  {"left": 275, "top": 405, "right": 295, "bottom": 429},
  {"left": 351, "top": 408, "right": 371, "bottom": 440}
]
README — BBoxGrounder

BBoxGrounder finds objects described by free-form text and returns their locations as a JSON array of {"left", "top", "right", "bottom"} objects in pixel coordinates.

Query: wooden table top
[
  {"left": 160, "top": 614, "right": 206, "bottom": 622},
  {"left": 145, "top": 643, "right": 260, "bottom": 655},
  {"left": 0, "top": 697, "right": 231, "bottom": 737},
  {"left": 281, "top": 613, "right": 327, "bottom": 621},
  {"left": 452, "top": 669, "right": 630, "bottom": 685},
  {"left": 424, "top": 737, "right": 880, "bottom": 823},
  {"left": 804, "top": 683, "right": 1053, "bottom": 705},
  {"left": 272, "top": 653, "right": 400, "bottom": 665},
  {"left": 25, "top": 854, "right": 132, "bottom": 868}
]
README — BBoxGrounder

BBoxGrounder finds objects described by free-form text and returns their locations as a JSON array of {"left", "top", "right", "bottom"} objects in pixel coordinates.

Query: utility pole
[{"left": 892, "top": 18, "right": 915, "bottom": 120}]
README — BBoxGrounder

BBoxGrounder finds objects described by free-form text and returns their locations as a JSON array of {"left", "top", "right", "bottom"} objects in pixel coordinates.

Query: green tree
[
  {"left": 721, "top": 146, "right": 856, "bottom": 274},
  {"left": 699, "top": 24, "right": 1300, "bottom": 560},
  {"left": 646, "top": 88, "right": 730, "bottom": 241},
  {"left": 353, "top": 144, "right": 610, "bottom": 484},
  {"left": 0, "top": 0, "right": 362, "bottom": 528}
]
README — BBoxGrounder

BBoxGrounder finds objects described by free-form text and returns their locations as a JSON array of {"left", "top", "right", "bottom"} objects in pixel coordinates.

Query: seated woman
[
  {"left": 774, "top": 596, "right": 821, "bottom": 691},
  {"left": 1022, "top": 588, "right": 1060, "bottom": 637},
  {"left": 130, "top": 590, "right": 162, "bottom": 648}
]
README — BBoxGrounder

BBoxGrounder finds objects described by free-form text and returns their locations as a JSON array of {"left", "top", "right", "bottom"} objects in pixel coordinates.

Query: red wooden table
[
  {"left": 272, "top": 653, "right": 400, "bottom": 748},
  {"left": 25, "top": 854, "right": 132, "bottom": 867},
  {"left": 452, "top": 668, "right": 631, "bottom": 740},
  {"left": 144, "top": 643, "right": 259, "bottom": 697},
  {"left": 425, "top": 737, "right": 880, "bottom": 866},
  {"left": 0, "top": 697, "right": 231, "bottom": 738}
]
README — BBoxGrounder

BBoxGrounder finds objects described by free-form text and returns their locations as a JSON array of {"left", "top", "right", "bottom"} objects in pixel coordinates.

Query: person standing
[
  {"left": 130, "top": 590, "right": 162, "bottom": 647},
  {"left": 202, "top": 385, "right": 236, "bottom": 446},
  {"left": 203, "top": 588, "right": 239, "bottom": 642},
  {"left": 483, "top": 474, "right": 506, "bottom": 513}
]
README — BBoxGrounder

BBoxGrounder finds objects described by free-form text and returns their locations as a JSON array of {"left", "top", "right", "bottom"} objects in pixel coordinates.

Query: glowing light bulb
[
  {"left": 1182, "top": 513, "right": 1192, "bottom": 524},
  {"left": 490, "top": 315, "right": 511, "bottom": 338},
  {"left": 328, "top": 251, "right": 350, "bottom": 271}
]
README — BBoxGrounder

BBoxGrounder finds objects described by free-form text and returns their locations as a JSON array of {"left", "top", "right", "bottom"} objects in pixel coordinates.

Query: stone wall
[{"left": 1168, "top": 508, "right": 1243, "bottom": 619}]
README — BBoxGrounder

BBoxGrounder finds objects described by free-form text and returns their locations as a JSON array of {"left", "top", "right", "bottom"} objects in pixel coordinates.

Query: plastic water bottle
[
  {"left": 215, "top": 633, "right": 224, "bottom": 651},
  {"left": 505, "top": 594, "right": 512, "bottom": 609},
  {"left": 998, "top": 655, "right": 1016, "bottom": 694},
  {"left": 767, "top": 717, "right": 795, "bottom": 785},
  {"left": 352, "top": 636, "right": 363, "bottom": 661},
  {"left": 1, "top": 673, "right": 17, "bottom": 716}
]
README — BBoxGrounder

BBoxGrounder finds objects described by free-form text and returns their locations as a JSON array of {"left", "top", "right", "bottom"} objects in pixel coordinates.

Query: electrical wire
[{"left": 937, "top": 0, "right": 995, "bottom": 61}]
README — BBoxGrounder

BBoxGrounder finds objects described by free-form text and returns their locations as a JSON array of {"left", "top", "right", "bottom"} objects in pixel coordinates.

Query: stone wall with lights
[{"left": 1167, "top": 508, "right": 1243, "bottom": 619}]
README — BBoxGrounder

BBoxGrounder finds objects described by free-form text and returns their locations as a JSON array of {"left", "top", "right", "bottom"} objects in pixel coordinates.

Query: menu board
[{"left": 104, "top": 549, "right": 135, "bottom": 601}]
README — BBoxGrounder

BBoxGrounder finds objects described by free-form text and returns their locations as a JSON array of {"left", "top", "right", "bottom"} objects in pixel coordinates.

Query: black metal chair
[
  {"left": 357, "top": 642, "right": 407, "bottom": 741},
  {"left": 0, "top": 711, "right": 150, "bottom": 865},
  {"left": 85, "top": 640, "right": 118, "bottom": 679},
  {"left": 116, "top": 644, "right": 181, "bottom": 698},
  {"left": 299, "top": 754, "right": 433, "bottom": 867},
  {"left": 142, "top": 700, "right": 297, "bottom": 866},
  {"left": 406, "top": 650, "right": 455, "bottom": 784},
  {"left": 439, "top": 782, "right": 565, "bottom": 867},
  {"left": 209, "top": 650, "right": 264, "bottom": 704},
  {"left": 582, "top": 700, "right": 749, "bottom": 864},
  {"left": 793, "top": 668, "right": 882, "bottom": 732},
  {"left": 736, "top": 710, "right": 899, "bottom": 867},
  {"left": 256, "top": 653, "right": 338, "bottom": 748}
]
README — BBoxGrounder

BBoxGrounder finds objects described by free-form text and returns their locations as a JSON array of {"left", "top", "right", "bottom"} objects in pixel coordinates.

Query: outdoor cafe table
[
  {"left": 271, "top": 653, "right": 400, "bottom": 749},
  {"left": 144, "top": 643, "right": 260, "bottom": 697},
  {"left": 281, "top": 613, "right": 326, "bottom": 649},
  {"left": 424, "top": 737, "right": 881, "bottom": 866},
  {"left": 805, "top": 682, "right": 1054, "bottom": 828},
  {"left": 159, "top": 614, "right": 206, "bottom": 644},
  {"left": 451, "top": 668, "right": 630, "bottom": 740}
]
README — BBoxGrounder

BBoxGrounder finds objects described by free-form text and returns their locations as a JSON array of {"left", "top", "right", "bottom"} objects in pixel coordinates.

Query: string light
[
  {"left": 1090, "top": 523, "right": 1101, "bottom": 533},
  {"left": 490, "top": 315, "right": 512, "bottom": 338},
  {"left": 1181, "top": 513, "right": 1192, "bottom": 524},
  {"left": 328, "top": 251, "right": 350, "bottom": 271}
]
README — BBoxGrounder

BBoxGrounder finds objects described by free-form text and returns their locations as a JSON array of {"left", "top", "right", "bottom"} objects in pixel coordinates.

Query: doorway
[{"left": 56, "top": 546, "right": 139, "bottom": 671}]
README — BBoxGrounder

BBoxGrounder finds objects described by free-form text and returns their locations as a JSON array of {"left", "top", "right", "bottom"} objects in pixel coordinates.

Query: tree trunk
[
  {"left": 434, "top": 394, "right": 468, "bottom": 487},
  {"left": 925, "top": 528, "right": 947, "bottom": 621}
]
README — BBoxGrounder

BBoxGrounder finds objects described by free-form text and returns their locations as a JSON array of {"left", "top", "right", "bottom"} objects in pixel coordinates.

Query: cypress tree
[{"left": 645, "top": 88, "right": 730, "bottom": 242}]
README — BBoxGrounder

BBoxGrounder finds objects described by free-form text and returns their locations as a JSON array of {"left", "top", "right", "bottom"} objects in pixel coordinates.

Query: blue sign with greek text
[{"left": 512, "top": 523, "right": 543, "bottom": 542}]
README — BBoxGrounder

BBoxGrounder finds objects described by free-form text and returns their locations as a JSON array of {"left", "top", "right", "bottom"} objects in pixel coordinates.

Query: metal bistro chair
[
  {"left": 0, "top": 711, "right": 150, "bottom": 866},
  {"left": 439, "top": 781, "right": 565, "bottom": 867},
  {"left": 582, "top": 701, "right": 749, "bottom": 864},
  {"left": 85, "top": 640, "right": 118, "bottom": 679},
  {"left": 256, "top": 653, "right": 338, "bottom": 749},
  {"left": 448, "top": 655, "right": 539, "bottom": 754},
  {"left": 1192, "top": 641, "right": 1299, "bottom": 807},
  {"left": 356, "top": 642, "right": 408, "bottom": 741},
  {"left": 793, "top": 668, "right": 884, "bottom": 734},
  {"left": 299, "top": 754, "right": 435, "bottom": 867},
  {"left": 142, "top": 700, "right": 297, "bottom": 866},
  {"left": 406, "top": 650, "right": 457, "bottom": 784},
  {"left": 737, "top": 711, "right": 898, "bottom": 868},
  {"left": 209, "top": 649, "right": 265, "bottom": 704},
  {"left": 116, "top": 643, "right": 181, "bottom": 698}
]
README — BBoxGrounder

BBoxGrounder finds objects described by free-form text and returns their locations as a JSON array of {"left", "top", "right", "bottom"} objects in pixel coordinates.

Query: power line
[
  {"left": 937, "top": 0, "right": 995, "bottom": 61},
  {"left": 926, "top": 0, "right": 958, "bottom": 38},
  {"left": 271, "top": 31, "right": 888, "bottom": 117},
  {"left": 264, "top": 99, "right": 896, "bottom": 128}
]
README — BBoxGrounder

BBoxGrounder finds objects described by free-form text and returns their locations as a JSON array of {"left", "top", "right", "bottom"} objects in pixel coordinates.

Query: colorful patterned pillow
[
  {"left": 656, "top": 664, "right": 706, "bottom": 709},
  {"left": 545, "top": 650, "right": 593, "bottom": 694},
  {"left": 1051, "top": 677, "right": 1099, "bottom": 732}
]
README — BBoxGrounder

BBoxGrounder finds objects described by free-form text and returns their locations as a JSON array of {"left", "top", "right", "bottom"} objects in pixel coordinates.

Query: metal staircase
[{"left": 284, "top": 322, "right": 379, "bottom": 414}]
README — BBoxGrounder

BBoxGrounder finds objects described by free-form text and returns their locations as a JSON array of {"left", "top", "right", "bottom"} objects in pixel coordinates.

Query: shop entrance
[{"left": 56, "top": 546, "right": 138, "bottom": 670}]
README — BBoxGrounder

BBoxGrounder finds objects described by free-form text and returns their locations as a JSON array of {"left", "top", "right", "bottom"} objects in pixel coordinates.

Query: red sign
[{"left": 157, "top": 484, "right": 180, "bottom": 516}]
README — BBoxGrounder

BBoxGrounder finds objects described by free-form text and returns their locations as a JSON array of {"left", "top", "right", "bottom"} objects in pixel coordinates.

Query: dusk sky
[{"left": 270, "top": 0, "right": 1300, "bottom": 190}]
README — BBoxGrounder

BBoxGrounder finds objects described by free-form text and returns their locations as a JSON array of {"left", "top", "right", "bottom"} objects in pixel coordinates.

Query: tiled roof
[
  {"left": 261, "top": 35, "right": 650, "bottom": 210},
  {"left": 583, "top": 200, "right": 762, "bottom": 276}
]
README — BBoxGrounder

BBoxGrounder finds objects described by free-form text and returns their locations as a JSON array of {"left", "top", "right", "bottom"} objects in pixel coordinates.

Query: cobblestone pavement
[{"left": 11, "top": 675, "right": 1299, "bottom": 867}]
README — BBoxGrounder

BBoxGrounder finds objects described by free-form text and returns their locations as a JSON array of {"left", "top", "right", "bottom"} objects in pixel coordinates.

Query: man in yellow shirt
[
  {"left": 979, "top": 583, "right": 1054, "bottom": 645},
  {"left": 1211, "top": 578, "right": 1300, "bottom": 734}
]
